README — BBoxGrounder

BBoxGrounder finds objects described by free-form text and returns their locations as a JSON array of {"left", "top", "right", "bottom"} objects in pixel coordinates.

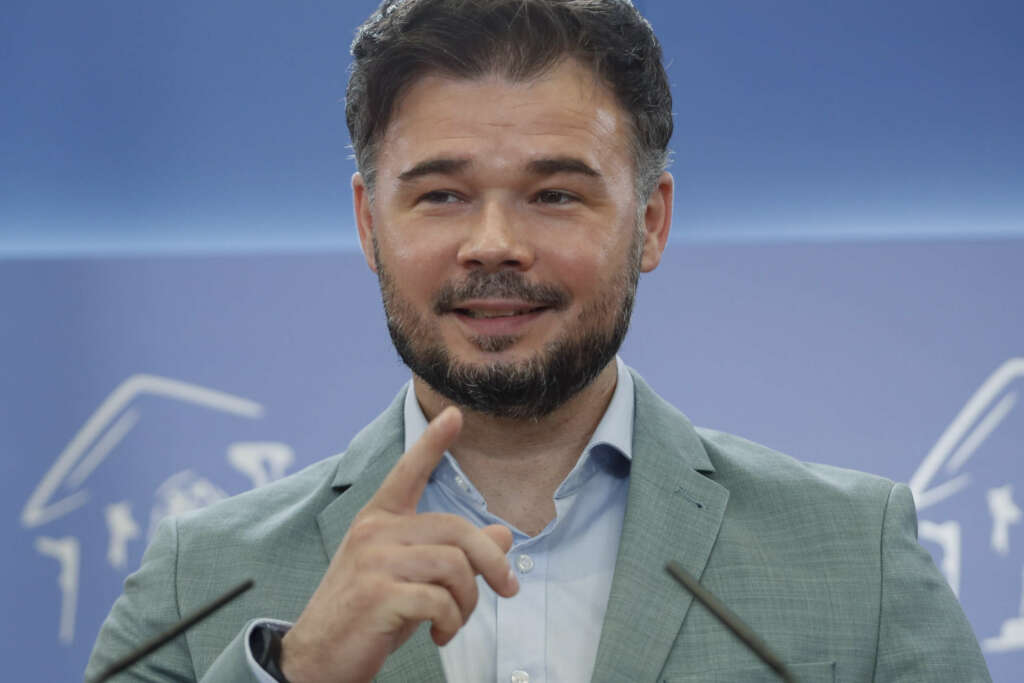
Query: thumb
[{"left": 482, "top": 524, "right": 514, "bottom": 554}]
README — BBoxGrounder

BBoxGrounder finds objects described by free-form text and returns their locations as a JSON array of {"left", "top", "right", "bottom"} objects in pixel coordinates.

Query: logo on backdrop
[
  {"left": 20, "top": 374, "right": 294, "bottom": 645},
  {"left": 910, "top": 358, "right": 1024, "bottom": 656}
]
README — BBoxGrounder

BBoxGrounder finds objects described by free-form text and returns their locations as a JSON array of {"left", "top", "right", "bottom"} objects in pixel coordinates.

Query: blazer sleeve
[
  {"left": 872, "top": 482, "right": 992, "bottom": 682},
  {"left": 85, "top": 517, "right": 259, "bottom": 682}
]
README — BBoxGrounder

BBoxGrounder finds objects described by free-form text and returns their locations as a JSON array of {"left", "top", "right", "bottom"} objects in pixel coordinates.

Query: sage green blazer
[{"left": 87, "top": 373, "right": 990, "bottom": 682}]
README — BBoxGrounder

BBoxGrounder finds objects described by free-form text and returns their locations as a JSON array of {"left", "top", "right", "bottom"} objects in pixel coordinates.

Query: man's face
[{"left": 354, "top": 59, "right": 671, "bottom": 418}]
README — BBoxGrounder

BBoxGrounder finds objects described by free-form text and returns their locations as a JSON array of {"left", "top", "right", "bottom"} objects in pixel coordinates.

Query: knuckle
[
  {"left": 352, "top": 544, "right": 388, "bottom": 573},
  {"left": 463, "top": 577, "right": 480, "bottom": 614},
  {"left": 420, "top": 586, "right": 457, "bottom": 623},
  {"left": 347, "top": 513, "right": 386, "bottom": 544},
  {"left": 447, "top": 514, "right": 478, "bottom": 536},
  {"left": 445, "top": 594, "right": 465, "bottom": 629},
  {"left": 442, "top": 517, "right": 479, "bottom": 547},
  {"left": 364, "top": 573, "right": 396, "bottom": 600},
  {"left": 435, "top": 546, "right": 475, "bottom": 584},
  {"left": 451, "top": 548, "right": 476, "bottom": 582},
  {"left": 426, "top": 545, "right": 461, "bottom": 572},
  {"left": 347, "top": 573, "right": 389, "bottom": 610},
  {"left": 426, "top": 585, "right": 452, "bottom": 614}
]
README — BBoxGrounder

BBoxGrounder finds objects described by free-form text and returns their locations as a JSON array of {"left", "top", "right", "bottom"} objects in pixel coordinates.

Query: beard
[{"left": 375, "top": 231, "right": 642, "bottom": 420}]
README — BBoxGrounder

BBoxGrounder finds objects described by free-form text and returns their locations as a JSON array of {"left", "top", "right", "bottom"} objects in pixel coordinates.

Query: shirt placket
[{"left": 496, "top": 538, "right": 548, "bottom": 683}]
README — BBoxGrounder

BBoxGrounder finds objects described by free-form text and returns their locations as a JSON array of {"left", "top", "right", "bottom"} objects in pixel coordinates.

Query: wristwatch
[{"left": 250, "top": 624, "right": 291, "bottom": 683}]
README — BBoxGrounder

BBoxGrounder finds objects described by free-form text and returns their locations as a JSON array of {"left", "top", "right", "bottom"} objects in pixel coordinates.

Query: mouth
[
  {"left": 447, "top": 301, "right": 554, "bottom": 339},
  {"left": 452, "top": 305, "right": 550, "bottom": 319}
]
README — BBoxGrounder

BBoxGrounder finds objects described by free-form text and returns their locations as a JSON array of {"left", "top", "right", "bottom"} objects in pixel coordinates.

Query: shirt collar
[
  {"left": 403, "top": 356, "right": 634, "bottom": 478},
  {"left": 587, "top": 356, "right": 634, "bottom": 461}
]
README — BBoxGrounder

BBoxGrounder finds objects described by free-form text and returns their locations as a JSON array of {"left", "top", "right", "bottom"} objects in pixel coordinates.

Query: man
[{"left": 88, "top": 1, "right": 991, "bottom": 681}]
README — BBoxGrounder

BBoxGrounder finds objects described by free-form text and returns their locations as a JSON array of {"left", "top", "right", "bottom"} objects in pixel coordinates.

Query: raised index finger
[{"left": 370, "top": 405, "right": 462, "bottom": 514}]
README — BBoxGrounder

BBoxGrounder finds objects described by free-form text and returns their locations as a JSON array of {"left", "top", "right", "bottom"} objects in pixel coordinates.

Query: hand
[{"left": 279, "top": 406, "right": 519, "bottom": 683}]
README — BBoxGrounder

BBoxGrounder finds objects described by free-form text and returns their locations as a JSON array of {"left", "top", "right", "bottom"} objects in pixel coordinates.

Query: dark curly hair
[{"left": 346, "top": 0, "right": 673, "bottom": 199}]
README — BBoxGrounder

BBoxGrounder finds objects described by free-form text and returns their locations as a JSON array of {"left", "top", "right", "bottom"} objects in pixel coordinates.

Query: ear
[
  {"left": 639, "top": 171, "right": 673, "bottom": 273},
  {"left": 352, "top": 172, "right": 378, "bottom": 273}
]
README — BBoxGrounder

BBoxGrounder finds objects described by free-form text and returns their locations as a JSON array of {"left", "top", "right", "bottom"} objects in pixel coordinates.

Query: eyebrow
[
  {"left": 526, "top": 157, "right": 601, "bottom": 179},
  {"left": 397, "top": 158, "right": 470, "bottom": 183},
  {"left": 396, "top": 156, "right": 602, "bottom": 183}
]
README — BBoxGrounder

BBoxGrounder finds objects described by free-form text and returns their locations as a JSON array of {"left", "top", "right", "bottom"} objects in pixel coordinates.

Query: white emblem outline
[{"left": 21, "top": 374, "right": 264, "bottom": 529}]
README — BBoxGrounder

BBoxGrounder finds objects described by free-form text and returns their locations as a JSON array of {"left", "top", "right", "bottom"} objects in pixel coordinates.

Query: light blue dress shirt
[{"left": 246, "top": 358, "right": 634, "bottom": 683}]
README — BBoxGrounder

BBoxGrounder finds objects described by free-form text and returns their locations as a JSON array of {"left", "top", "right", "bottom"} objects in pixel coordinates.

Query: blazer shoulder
[
  {"left": 173, "top": 386, "right": 408, "bottom": 539},
  {"left": 173, "top": 453, "right": 344, "bottom": 546},
  {"left": 695, "top": 426, "right": 897, "bottom": 510}
]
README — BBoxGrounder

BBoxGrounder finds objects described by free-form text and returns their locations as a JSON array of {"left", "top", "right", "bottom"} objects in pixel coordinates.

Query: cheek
[
  {"left": 389, "top": 255, "right": 446, "bottom": 305},
  {"left": 376, "top": 223, "right": 459, "bottom": 295},
  {"left": 540, "top": 244, "right": 615, "bottom": 301}
]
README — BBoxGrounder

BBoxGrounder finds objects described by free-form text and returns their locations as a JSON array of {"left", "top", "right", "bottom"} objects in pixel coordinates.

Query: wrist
[{"left": 278, "top": 629, "right": 322, "bottom": 683}]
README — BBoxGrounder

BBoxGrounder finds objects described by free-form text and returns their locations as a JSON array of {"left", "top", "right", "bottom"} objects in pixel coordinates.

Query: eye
[
  {"left": 533, "top": 189, "right": 579, "bottom": 205},
  {"left": 418, "top": 190, "right": 463, "bottom": 205}
]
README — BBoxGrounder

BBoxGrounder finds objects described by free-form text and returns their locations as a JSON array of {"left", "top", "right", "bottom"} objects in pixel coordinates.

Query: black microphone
[
  {"left": 92, "top": 578, "right": 254, "bottom": 683},
  {"left": 665, "top": 562, "right": 796, "bottom": 683}
]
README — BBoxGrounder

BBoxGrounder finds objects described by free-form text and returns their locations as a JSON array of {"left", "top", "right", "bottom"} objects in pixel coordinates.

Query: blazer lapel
[
  {"left": 312, "top": 373, "right": 724, "bottom": 682},
  {"left": 591, "top": 372, "right": 729, "bottom": 683},
  {"left": 314, "top": 386, "right": 448, "bottom": 683}
]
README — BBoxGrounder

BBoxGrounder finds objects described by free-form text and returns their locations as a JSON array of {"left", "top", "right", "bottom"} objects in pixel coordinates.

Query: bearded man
[{"left": 88, "top": 1, "right": 990, "bottom": 681}]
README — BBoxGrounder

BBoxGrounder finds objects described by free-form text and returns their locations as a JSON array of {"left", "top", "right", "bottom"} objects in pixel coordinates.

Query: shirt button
[
  {"left": 510, "top": 670, "right": 530, "bottom": 683},
  {"left": 453, "top": 474, "right": 470, "bottom": 493},
  {"left": 515, "top": 554, "right": 534, "bottom": 574}
]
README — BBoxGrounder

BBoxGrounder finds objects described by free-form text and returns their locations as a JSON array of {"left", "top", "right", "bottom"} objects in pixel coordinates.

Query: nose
[{"left": 456, "top": 200, "right": 535, "bottom": 271}]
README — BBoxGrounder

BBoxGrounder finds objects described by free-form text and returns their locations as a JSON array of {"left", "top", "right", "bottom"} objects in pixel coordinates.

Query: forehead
[{"left": 376, "top": 60, "right": 634, "bottom": 177}]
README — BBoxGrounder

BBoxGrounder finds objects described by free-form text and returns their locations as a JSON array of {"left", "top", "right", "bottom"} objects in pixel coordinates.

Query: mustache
[{"left": 433, "top": 271, "right": 570, "bottom": 313}]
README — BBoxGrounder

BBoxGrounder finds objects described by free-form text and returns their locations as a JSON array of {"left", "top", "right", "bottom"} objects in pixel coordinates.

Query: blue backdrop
[{"left": 2, "top": 1, "right": 1022, "bottom": 680}]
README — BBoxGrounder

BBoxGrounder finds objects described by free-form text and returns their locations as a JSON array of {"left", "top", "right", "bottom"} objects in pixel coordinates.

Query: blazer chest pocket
[{"left": 663, "top": 660, "right": 836, "bottom": 682}]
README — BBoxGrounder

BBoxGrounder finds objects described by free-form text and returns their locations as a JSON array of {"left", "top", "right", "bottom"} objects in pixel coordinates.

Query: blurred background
[
  {"left": 4, "top": 0, "right": 1022, "bottom": 253},
  {"left": 2, "top": 1, "right": 1022, "bottom": 679}
]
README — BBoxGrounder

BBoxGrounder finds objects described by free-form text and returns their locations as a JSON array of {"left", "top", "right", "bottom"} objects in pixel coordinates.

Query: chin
[{"left": 469, "top": 336, "right": 552, "bottom": 359}]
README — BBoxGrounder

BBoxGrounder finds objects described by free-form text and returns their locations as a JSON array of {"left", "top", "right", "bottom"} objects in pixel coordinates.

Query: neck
[{"left": 412, "top": 360, "right": 619, "bottom": 535}]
